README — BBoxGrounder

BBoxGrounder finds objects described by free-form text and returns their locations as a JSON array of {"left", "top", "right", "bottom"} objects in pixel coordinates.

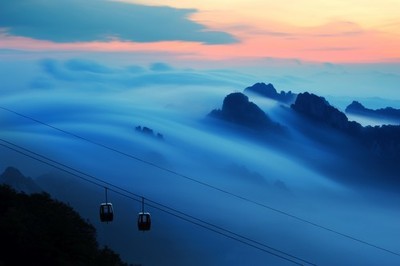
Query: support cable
[
  {"left": 1, "top": 106, "right": 399, "bottom": 258},
  {"left": 0, "top": 139, "right": 314, "bottom": 266}
]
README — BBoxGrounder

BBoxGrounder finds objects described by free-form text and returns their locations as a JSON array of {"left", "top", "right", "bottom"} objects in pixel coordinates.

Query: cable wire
[
  {"left": 0, "top": 139, "right": 314, "bottom": 266},
  {"left": 1, "top": 105, "right": 399, "bottom": 258}
]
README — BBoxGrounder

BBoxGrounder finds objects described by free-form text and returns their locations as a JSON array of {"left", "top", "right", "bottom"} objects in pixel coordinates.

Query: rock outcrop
[
  {"left": 291, "top": 92, "right": 362, "bottom": 135},
  {"left": 292, "top": 92, "right": 400, "bottom": 161},
  {"left": 209, "top": 92, "right": 281, "bottom": 131},
  {"left": 244, "top": 82, "right": 296, "bottom": 103},
  {"left": 135, "top": 126, "right": 164, "bottom": 140}
]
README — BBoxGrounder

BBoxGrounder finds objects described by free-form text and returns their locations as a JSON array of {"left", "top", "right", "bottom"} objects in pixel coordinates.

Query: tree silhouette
[{"left": 0, "top": 184, "right": 128, "bottom": 266}]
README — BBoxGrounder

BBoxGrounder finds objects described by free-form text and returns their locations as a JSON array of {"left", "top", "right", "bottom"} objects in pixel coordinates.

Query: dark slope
[
  {"left": 35, "top": 171, "right": 224, "bottom": 266},
  {"left": 0, "top": 183, "right": 128, "bottom": 266},
  {"left": 292, "top": 92, "right": 400, "bottom": 167}
]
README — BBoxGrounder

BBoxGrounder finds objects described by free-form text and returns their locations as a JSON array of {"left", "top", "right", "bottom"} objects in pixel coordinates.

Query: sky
[
  {"left": 0, "top": 0, "right": 400, "bottom": 100},
  {"left": 1, "top": 0, "right": 400, "bottom": 62}
]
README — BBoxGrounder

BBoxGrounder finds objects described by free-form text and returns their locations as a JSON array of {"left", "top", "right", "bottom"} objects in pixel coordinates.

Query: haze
[{"left": 1, "top": 0, "right": 400, "bottom": 265}]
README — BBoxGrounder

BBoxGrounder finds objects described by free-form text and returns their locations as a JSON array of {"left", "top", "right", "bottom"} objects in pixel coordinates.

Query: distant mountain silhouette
[
  {"left": 291, "top": 92, "right": 400, "bottom": 162},
  {"left": 0, "top": 166, "right": 42, "bottom": 194},
  {"left": 135, "top": 125, "right": 164, "bottom": 140},
  {"left": 244, "top": 82, "right": 297, "bottom": 103},
  {"left": 209, "top": 89, "right": 400, "bottom": 165},
  {"left": 291, "top": 92, "right": 362, "bottom": 135},
  {"left": 208, "top": 92, "right": 282, "bottom": 131},
  {"left": 345, "top": 101, "right": 400, "bottom": 123}
]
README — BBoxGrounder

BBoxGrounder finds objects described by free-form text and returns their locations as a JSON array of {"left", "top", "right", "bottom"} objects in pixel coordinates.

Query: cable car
[
  {"left": 137, "top": 212, "right": 151, "bottom": 231},
  {"left": 138, "top": 197, "right": 151, "bottom": 231},
  {"left": 100, "top": 202, "right": 114, "bottom": 222},
  {"left": 100, "top": 188, "right": 113, "bottom": 222}
]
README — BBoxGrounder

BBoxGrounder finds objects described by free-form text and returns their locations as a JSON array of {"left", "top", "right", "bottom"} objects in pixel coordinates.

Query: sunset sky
[
  {"left": 127, "top": 0, "right": 400, "bottom": 62},
  {"left": 1, "top": 0, "right": 400, "bottom": 62},
  {"left": 1, "top": 0, "right": 400, "bottom": 102}
]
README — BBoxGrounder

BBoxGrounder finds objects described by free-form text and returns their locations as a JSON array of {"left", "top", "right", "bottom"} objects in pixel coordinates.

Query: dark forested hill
[
  {"left": 345, "top": 100, "right": 400, "bottom": 123},
  {"left": 0, "top": 184, "right": 128, "bottom": 266}
]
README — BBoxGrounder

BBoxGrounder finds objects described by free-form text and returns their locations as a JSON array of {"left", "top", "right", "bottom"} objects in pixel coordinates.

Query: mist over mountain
[
  {"left": 1, "top": 74, "right": 400, "bottom": 265},
  {"left": 208, "top": 92, "right": 283, "bottom": 132},
  {"left": 346, "top": 100, "right": 400, "bottom": 124},
  {"left": 2, "top": 0, "right": 400, "bottom": 262},
  {"left": 244, "top": 82, "right": 297, "bottom": 104},
  {"left": 0, "top": 166, "right": 42, "bottom": 193},
  {"left": 291, "top": 92, "right": 400, "bottom": 165},
  {"left": 135, "top": 125, "right": 164, "bottom": 140},
  {"left": 207, "top": 88, "right": 400, "bottom": 188}
]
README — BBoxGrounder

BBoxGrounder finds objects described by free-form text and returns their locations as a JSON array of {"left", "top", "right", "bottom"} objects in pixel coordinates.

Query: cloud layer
[
  {"left": 31, "top": 58, "right": 249, "bottom": 90},
  {"left": 1, "top": 60, "right": 400, "bottom": 265},
  {"left": 0, "top": 0, "right": 236, "bottom": 44}
]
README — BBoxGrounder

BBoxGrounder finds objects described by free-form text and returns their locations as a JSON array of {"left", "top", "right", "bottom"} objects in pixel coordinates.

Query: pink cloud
[{"left": 1, "top": 20, "right": 399, "bottom": 64}]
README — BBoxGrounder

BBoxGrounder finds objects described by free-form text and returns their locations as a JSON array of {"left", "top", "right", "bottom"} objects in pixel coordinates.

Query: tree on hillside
[{"left": 0, "top": 184, "right": 128, "bottom": 266}]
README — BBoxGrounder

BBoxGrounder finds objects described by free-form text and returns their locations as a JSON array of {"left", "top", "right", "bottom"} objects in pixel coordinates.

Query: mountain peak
[
  {"left": 1, "top": 167, "right": 42, "bottom": 194},
  {"left": 247, "top": 82, "right": 277, "bottom": 93},
  {"left": 244, "top": 82, "right": 296, "bottom": 103},
  {"left": 2, "top": 167, "right": 25, "bottom": 179},
  {"left": 209, "top": 92, "right": 280, "bottom": 131},
  {"left": 291, "top": 92, "right": 362, "bottom": 134},
  {"left": 345, "top": 101, "right": 366, "bottom": 112}
]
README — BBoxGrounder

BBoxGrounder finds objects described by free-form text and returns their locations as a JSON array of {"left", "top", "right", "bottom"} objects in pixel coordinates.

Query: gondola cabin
[
  {"left": 100, "top": 203, "right": 114, "bottom": 222},
  {"left": 137, "top": 212, "right": 151, "bottom": 231}
]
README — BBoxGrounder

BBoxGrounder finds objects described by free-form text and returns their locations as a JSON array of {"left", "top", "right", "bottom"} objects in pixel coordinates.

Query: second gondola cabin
[
  {"left": 137, "top": 212, "right": 151, "bottom": 231},
  {"left": 100, "top": 203, "right": 114, "bottom": 222}
]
